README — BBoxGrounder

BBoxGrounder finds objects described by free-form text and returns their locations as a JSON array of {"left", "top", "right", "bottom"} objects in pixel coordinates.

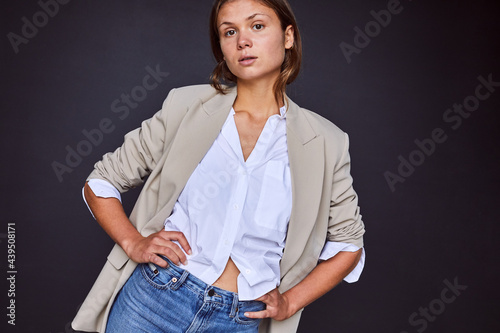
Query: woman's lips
[{"left": 239, "top": 56, "right": 257, "bottom": 65}]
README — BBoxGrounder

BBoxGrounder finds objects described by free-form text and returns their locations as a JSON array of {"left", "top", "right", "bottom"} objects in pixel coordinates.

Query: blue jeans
[{"left": 106, "top": 258, "right": 266, "bottom": 332}]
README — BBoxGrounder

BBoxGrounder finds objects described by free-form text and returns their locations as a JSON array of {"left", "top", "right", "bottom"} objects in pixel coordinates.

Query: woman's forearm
[
  {"left": 83, "top": 182, "right": 191, "bottom": 266},
  {"left": 283, "top": 249, "right": 363, "bottom": 316},
  {"left": 83, "top": 182, "right": 143, "bottom": 251}
]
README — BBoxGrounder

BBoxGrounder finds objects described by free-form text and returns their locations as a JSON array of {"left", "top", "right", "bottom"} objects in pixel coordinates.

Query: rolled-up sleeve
[
  {"left": 319, "top": 241, "right": 365, "bottom": 282},
  {"left": 82, "top": 179, "right": 122, "bottom": 219},
  {"left": 326, "top": 132, "right": 365, "bottom": 248}
]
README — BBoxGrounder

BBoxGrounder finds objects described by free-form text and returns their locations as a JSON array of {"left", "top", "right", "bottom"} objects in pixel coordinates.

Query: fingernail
[
  {"left": 244, "top": 312, "right": 249, "bottom": 317},
  {"left": 188, "top": 249, "right": 192, "bottom": 255}
]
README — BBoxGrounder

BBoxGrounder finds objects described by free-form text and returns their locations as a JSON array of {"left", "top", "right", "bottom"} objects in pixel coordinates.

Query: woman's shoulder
[
  {"left": 171, "top": 83, "right": 217, "bottom": 94},
  {"left": 165, "top": 84, "right": 223, "bottom": 104},
  {"left": 290, "top": 99, "right": 347, "bottom": 143}
]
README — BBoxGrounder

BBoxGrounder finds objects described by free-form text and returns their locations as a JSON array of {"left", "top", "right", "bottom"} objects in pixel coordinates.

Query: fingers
[
  {"left": 245, "top": 288, "right": 291, "bottom": 321},
  {"left": 245, "top": 292, "right": 274, "bottom": 319},
  {"left": 159, "top": 242, "right": 187, "bottom": 265},
  {"left": 148, "top": 252, "right": 169, "bottom": 268},
  {"left": 244, "top": 309, "right": 268, "bottom": 319},
  {"left": 126, "top": 230, "right": 192, "bottom": 267},
  {"left": 146, "top": 231, "right": 191, "bottom": 266},
  {"left": 160, "top": 230, "right": 192, "bottom": 256}
]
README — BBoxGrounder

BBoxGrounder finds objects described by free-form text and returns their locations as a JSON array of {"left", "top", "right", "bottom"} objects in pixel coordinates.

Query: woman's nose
[{"left": 237, "top": 32, "right": 252, "bottom": 49}]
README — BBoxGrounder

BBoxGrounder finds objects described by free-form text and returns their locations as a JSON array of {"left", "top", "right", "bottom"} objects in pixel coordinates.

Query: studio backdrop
[{"left": 1, "top": 0, "right": 499, "bottom": 332}]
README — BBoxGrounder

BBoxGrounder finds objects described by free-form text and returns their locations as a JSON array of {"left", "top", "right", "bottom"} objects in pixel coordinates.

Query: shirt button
[
  {"left": 233, "top": 204, "right": 239, "bottom": 210},
  {"left": 245, "top": 269, "right": 251, "bottom": 274}
]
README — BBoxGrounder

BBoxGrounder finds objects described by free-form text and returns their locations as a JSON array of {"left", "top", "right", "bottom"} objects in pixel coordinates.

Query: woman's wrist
[
  {"left": 282, "top": 291, "right": 300, "bottom": 319},
  {"left": 120, "top": 231, "right": 144, "bottom": 257}
]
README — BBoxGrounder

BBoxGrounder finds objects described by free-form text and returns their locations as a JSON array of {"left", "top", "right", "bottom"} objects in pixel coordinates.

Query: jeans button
[
  {"left": 171, "top": 277, "right": 178, "bottom": 283},
  {"left": 208, "top": 289, "right": 215, "bottom": 296}
]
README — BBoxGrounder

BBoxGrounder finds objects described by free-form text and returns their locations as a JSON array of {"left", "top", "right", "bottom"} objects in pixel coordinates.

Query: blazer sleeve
[
  {"left": 326, "top": 132, "right": 365, "bottom": 248},
  {"left": 86, "top": 88, "right": 178, "bottom": 193}
]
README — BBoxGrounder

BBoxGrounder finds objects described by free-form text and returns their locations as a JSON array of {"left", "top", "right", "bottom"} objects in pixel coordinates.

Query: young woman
[{"left": 72, "top": 0, "right": 365, "bottom": 332}]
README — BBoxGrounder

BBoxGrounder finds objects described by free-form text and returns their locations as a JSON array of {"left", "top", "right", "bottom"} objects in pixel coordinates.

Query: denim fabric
[{"left": 106, "top": 258, "right": 266, "bottom": 332}]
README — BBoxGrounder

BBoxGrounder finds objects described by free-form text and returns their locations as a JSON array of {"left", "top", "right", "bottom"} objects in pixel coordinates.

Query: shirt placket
[
  {"left": 212, "top": 164, "right": 248, "bottom": 271},
  {"left": 205, "top": 108, "right": 285, "bottom": 288}
]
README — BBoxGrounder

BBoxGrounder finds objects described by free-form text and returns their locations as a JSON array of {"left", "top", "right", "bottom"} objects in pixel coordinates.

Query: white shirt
[{"left": 84, "top": 105, "right": 365, "bottom": 300}]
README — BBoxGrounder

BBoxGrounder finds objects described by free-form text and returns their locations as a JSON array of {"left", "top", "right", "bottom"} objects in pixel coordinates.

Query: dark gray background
[{"left": 1, "top": 0, "right": 499, "bottom": 332}]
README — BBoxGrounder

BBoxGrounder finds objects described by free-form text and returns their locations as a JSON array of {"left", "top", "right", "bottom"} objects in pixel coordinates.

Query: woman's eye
[
  {"left": 225, "top": 30, "right": 236, "bottom": 37},
  {"left": 253, "top": 24, "right": 264, "bottom": 30}
]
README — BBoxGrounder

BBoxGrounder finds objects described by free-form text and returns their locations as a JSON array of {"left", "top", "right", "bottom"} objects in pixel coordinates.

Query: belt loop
[
  {"left": 229, "top": 293, "right": 239, "bottom": 318},
  {"left": 170, "top": 269, "right": 189, "bottom": 290}
]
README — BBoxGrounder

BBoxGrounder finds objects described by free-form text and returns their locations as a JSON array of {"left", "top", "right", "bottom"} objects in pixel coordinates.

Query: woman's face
[{"left": 217, "top": 0, "right": 294, "bottom": 85}]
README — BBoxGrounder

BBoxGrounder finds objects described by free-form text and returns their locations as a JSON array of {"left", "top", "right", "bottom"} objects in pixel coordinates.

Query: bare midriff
[{"left": 211, "top": 257, "right": 240, "bottom": 293}]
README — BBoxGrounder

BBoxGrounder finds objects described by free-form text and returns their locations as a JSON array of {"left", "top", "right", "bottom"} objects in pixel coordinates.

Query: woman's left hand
[{"left": 244, "top": 288, "right": 294, "bottom": 321}]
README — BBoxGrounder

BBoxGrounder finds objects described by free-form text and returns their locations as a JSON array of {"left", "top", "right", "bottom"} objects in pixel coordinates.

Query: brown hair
[{"left": 209, "top": 0, "right": 302, "bottom": 105}]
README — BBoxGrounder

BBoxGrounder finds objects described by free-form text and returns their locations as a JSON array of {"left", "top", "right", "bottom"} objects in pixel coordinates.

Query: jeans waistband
[{"left": 153, "top": 256, "right": 258, "bottom": 317}]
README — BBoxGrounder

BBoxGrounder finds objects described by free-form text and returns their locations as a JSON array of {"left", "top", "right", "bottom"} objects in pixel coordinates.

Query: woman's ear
[{"left": 284, "top": 25, "right": 294, "bottom": 49}]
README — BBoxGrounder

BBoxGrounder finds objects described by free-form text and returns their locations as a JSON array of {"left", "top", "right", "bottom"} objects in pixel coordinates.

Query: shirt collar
[{"left": 279, "top": 105, "right": 287, "bottom": 119}]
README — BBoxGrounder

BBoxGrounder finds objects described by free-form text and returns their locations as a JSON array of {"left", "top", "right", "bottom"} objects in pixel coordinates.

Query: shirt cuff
[
  {"left": 82, "top": 179, "right": 122, "bottom": 219},
  {"left": 318, "top": 241, "right": 365, "bottom": 283}
]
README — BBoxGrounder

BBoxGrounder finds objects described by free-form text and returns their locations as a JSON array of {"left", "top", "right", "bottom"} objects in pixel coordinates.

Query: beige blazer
[{"left": 71, "top": 84, "right": 365, "bottom": 333}]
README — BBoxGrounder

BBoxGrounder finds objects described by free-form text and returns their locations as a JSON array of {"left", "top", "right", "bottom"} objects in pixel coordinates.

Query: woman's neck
[{"left": 233, "top": 79, "right": 284, "bottom": 120}]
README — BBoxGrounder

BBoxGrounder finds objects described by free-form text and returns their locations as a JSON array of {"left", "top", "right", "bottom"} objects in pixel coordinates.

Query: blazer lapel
[
  {"left": 169, "top": 86, "right": 238, "bottom": 180},
  {"left": 280, "top": 96, "right": 325, "bottom": 277},
  {"left": 143, "top": 87, "right": 238, "bottom": 232},
  {"left": 163, "top": 86, "right": 238, "bottom": 195}
]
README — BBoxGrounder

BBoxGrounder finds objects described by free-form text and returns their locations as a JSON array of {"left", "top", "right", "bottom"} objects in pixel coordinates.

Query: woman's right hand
[
  {"left": 122, "top": 230, "right": 192, "bottom": 268},
  {"left": 83, "top": 183, "right": 191, "bottom": 268}
]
